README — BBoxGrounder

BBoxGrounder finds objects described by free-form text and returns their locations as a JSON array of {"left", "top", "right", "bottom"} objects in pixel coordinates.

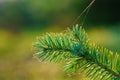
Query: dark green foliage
[
  {"left": 71, "top": 44, "right": 84, "bottom": 56},
  {"left": 33, "top": 24, "right": 120, "bottom": 80}
]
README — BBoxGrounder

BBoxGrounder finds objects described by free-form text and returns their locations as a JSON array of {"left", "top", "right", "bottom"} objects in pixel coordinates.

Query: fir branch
[{"left": 33, "top": 24, "right": 120, "bottom": 80}]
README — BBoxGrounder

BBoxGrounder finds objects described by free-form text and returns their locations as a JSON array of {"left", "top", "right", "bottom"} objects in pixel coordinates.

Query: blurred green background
[{"left": 0, "top": 0, "right": 120, "bottom": 80}]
